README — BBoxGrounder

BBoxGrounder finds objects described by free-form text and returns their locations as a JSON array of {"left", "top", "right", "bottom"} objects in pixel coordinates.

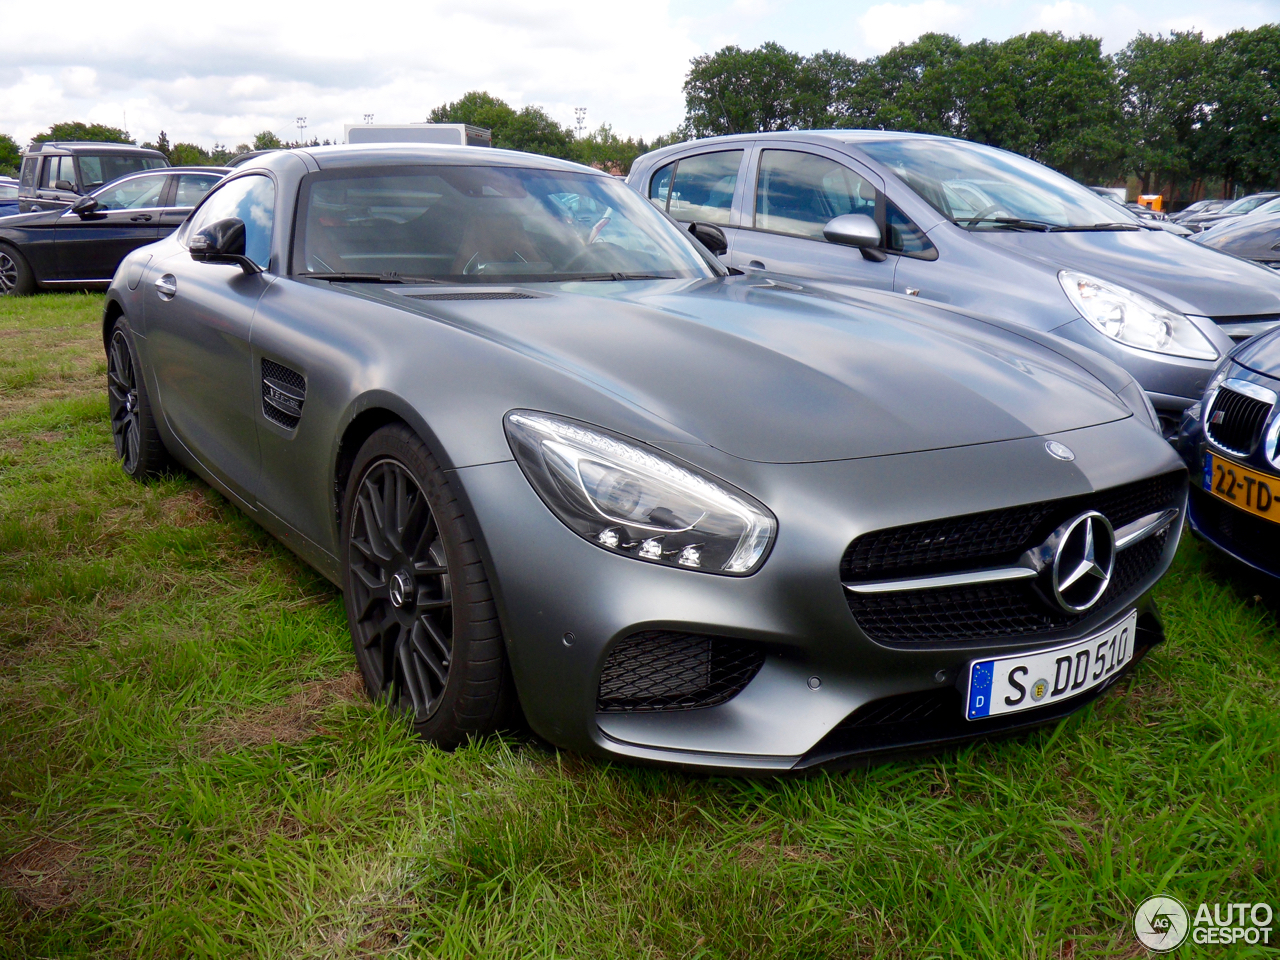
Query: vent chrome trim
[
  {"left": 1114, "top": 508, "right": 1180, "bottom": 550},
  {"left": 844, "top": 565, "right": 1037, "bottom": 595}
]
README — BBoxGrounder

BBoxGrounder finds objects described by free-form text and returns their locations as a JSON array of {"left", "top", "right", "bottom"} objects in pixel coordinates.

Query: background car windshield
[
  {"left": 94, "top": 175, "right": 166, "bottom": 210},
  {"left": 0, "top": 183, "right": 16, "bottom": 199},
  {"left": 1221, "top": 195, "right": 1276, "bottom": 215},
  {"left": 297, "top": 167, "right": 715, "bottom": 281},
  {"left": 77, "top": 155, "right": 166, "bottom": 190},
  {"left": 857, "top": 137, "right": 1132, "bottom": 228}
]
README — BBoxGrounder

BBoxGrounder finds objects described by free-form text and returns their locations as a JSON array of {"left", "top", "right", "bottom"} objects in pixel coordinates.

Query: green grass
[{"left": 0, "top": 292, "right": 1277, "bottom": 959}]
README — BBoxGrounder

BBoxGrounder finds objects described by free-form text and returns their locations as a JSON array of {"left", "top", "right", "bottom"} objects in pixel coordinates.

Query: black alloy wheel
[
  {"left": 107, "top": 328, "right": 142, "bottom": 472},
  {"left": 343, "top": 425, "right": 516, "bottom": 746},
  {"left": 0, "top": 244, "right": 35, "bottom": 296}
]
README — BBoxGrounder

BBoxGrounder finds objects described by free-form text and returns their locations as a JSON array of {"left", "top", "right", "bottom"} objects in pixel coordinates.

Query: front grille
[
  {"left": 1190, "top": 487, "right": 1280, "bottom": 576},
  {"left": 1205, "top": 386, "right": 1273, "bottom": 456},
  {"left": 841, "top": 473, "right": 1183, "bottom": 646},
  {"left": 596, "top": 631, "right": 764, "bottom": 712},
  {"left": 842, "top": 472, "right": 1183, "bottom": 581},
  {"left": 407, "top": 291, "right": 538, "bottom": 301}
]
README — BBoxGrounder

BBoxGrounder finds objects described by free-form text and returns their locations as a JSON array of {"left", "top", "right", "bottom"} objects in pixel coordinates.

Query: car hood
[
  {"left": 1233, "top": 326, "right": 1280, "bottom": 375},
  {"left": 358, "top": 276, "right": 1131, "bottom": 463},
  {"left": 972, "top": 227, "right": 1280, "bottom": 318}
]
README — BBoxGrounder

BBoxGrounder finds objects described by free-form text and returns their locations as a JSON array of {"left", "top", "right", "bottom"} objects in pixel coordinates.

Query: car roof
[
  {"left": 164, "top": 166, "right": 231, "bottom": 175},
  {"left": 293, "top": 142, "right": 605, "bottom": 175},
  {"left": 22, "top": 142, "right": 168, "bottom": 158}
]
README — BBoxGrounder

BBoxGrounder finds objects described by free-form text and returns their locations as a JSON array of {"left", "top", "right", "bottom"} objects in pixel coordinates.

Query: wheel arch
[{"left": 102, "top": 296, "right": 126, "bottom": 350}]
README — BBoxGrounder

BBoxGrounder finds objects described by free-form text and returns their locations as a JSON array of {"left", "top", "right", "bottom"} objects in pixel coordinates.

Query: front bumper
[{"left": 455, "top": 416, "right": 1185, "bottom": 772}]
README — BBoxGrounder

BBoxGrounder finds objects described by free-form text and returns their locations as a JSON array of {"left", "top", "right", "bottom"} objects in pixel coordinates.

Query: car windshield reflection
[
  {"left": 858, "top": 137, "right": 1136, "bottom": 229},
  {"left": 296, "top": 166, "right": 717, "bottom": 283}
]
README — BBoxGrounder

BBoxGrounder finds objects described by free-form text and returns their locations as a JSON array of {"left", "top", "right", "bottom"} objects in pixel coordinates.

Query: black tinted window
[
  {"left": 191, "top": 175, "right": 275, "bottom": 269},
  {"left": 755, "top": 150, "right": 876, "bottom": 239},
  {"left": 19, "top": 159, "right": 36, "bottom": 192},
  {"left": 649, "top": 162, "right": 674, "bottom": 207},
  {"left": 666, "top": 151, "right": 741, "bottom": 225},
  {"left": 174, "top": 174, "right": 222, "bottom": 207},
  {"left": 77, "top": 155, "right": 166, "bottom": 190},
  {"left": 886, "top": 202, "right": 936, "bottom": 257}
]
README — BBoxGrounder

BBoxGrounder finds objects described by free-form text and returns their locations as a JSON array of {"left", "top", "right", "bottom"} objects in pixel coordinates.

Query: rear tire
[
  {"left": 0, "top": 243, "right": 35, "bottom": 296},
  {"left": 342, "top": 423, "right": 517, "bottom": 747},
  {"left": 106, "top": 316, "right": 171, "bottom": 478}
]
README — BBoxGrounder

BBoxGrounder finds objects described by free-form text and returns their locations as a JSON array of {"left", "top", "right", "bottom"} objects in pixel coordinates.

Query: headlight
[
  {"left": 1059, "top": 270, "right": 1218, "bottom": 361},
  {"left": 505, "top": 411, "right": 777, "bottom": 575}
]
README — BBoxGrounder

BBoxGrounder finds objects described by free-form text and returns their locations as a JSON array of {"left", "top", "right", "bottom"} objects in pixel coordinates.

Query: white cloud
[
  {"left": 1031, "top": 0, "right": 1096, "bottom": 32},
  {"left": 856, "top": 0, "right": 969, "bottom": 54},
  {"left": 0, "top": 0, "right": 699, "bottom": 148}
]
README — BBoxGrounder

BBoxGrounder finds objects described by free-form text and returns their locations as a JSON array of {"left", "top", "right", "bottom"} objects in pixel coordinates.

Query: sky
[{"left": 2, "top": 0, "right": 1276, "bottom": 150}]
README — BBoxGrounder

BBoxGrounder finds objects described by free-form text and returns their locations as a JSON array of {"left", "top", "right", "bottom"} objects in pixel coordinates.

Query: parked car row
[{"left": 3, "top": 130, "right": 1274, "bottom": 771}]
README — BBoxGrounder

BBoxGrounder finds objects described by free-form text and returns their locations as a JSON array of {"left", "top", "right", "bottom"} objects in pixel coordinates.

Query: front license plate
[
  {"left": 965, "top": 610, "right": 1137, "bottom": 720},
  {"left": 1203, "top": 452, "right": 1280, "bottom": 524}
]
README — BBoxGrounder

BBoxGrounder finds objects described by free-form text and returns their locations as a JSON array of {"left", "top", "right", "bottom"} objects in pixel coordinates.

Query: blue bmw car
[{"left": 1177, "top": 327, "right": 1280, "bottom": 577}]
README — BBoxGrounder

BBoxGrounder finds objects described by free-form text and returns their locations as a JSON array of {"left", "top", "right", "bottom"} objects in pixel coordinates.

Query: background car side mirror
[
  {"left": 54, "top": 179, "right": 77, "bottom": 193},
  {"left": 687, "top": 221, "right": 728, "bottom": 256},
  {"left": 190, "top": 218, "right": 263, "bottom": 275},
  {"left": 824, "top": 214, "right": 888, "bottom": 262},
  {"left": 71, "top": 195, "right": 100, "bottom": 218}
]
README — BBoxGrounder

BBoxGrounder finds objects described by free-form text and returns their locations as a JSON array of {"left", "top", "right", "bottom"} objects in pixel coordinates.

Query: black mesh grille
[
  {"left": 842, "top": 472, "right": 1184, "bottom": 582},
  {"left": 1206, "top": 386, "right": 1273, "bottom": 456},
  {"left": 596, "top": 631, "right": 765, "bottom": 712},
  {"left": 1190, "top": 487, "right": 1280, "bottom": 575},
  {"left": 261, "top": 358, "right": 305, "bottom": 430},
  {"left": 407, "top": 291, "right": 538, "bottom": 301}
]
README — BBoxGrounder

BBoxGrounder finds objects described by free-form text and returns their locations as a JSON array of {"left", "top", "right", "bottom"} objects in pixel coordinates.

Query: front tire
[
  {"left": 106, "top": 317, "right": 170, "bottom": 478},
  {"left": 342, "top": 424, "right": 516, "bottom": 747},
  {"left": 0, "top": 243, "right": 35, "bottom": 296}
]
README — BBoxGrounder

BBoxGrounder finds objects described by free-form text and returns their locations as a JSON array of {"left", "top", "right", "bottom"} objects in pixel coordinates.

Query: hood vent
[
  {"left": 262, "top": 358, "right": 306, "bottom": 430},
  {"left": 406, "top": 291, "right": 539, "bottom": 302}
]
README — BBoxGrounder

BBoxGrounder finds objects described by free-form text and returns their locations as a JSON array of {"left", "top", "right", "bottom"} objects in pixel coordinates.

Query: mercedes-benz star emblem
[
  {"left": 389, "top": 570, "right": 414, "bottom": 608},
  {"left": 1050, "top": 511, "right": 1115, "bottom": 613},
  {"left": 1045, "top": 440, "right": 1075, "bottom": 461}
]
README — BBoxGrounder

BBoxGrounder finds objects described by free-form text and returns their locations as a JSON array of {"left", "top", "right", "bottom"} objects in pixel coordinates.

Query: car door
[
  {"left": 146, "top": 173, "right": 277, "bottom": 507},
  {"left": 34, "top": 155, "right": 78, "bottom": 210},
  {"left": 729, "top": 146, "right": 898, "bottom": 289},
  {"left": 645, "top": 148, "right": 746, "bottom": 261},
  {"left": 157, "top": 173, "right": 224, "bottom": 236},
  {"left": 54, "top": 173, "right": 167, "bottom": 281}
]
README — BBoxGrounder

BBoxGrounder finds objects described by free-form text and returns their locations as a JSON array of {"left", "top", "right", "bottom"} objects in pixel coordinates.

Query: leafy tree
[
  {"left": 857, "top": 33, "right": 967, "bottom": 134},
  {"left": 0, "top": 133, "right": 20, "bottom": 177},
  {"left": 1201, "top": 25, "right": 1280, "bottom": 192},
  {"left": 33, "top": 122, "right": 133, "bottom": 144},
  {"left": 232, "top": 143, "right": 252, "bottom": 157},
  {"left": 169, "top": 142, "right": 211, "bottom": 166},
  {"left": 795, "top": 50, "right": 866, "bottom": 128},
  {"left": 430, "top": 91, "right": 576, "bottom": 158},
  {"left": 682, "top": 43, "right": 805, "bottom": 136},
  {"left": 573, "top": 124, "right": 648, "bottom": 174},
  {"left": 253, "top": 131, "right": 284, "bottom": 150},
  {"left": 1115, "top": 32, "right": 1211, "bottom": 194}
]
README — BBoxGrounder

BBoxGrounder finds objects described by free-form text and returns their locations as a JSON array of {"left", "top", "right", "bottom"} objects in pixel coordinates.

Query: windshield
[
  {"left": 1234, "top": 196, "right": 1280, "bottom": 217},
  {"left": 0, "top": 183, "right": 16, "bottom": 200},
  {"left": 295, "top": 166, "right": 717, "bottom": 282},
  {"left": 857, "top": 137, "right": 1136, "bottom": 229},
  {"left": 76, "top": 155, "right": 167, "bottom": 191}
]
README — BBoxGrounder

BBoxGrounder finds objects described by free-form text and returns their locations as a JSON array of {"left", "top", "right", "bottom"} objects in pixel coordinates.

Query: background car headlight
[
  {"left": 1059, "top": 270, "right": 1218, "bottom": 361},
  {"left": 505, "top": 411, "right": 776, "bottom": 575}
]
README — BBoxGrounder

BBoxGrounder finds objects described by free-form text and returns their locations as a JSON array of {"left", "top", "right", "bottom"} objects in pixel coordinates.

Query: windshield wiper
[
  {"left": 569, "top": 272, "right": 681, "bottom": 282},
  {"left": 957, "top": 217, "right": 1053, "bottom": 232},
  {"left": 296, "top": 271, "right": 443, "bottom": 284},
  {"left": 1048, "top": 222, "right": 1141, "bottom": 232}
]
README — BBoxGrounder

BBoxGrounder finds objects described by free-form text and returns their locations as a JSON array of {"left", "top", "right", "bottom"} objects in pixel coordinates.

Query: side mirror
[
  {"left": 71, "top": 195, "right": 99, "bottom": 218},
  {"left": 687, "top": 220, "right": 728, "bottom": 256},
  {"left": 190, "top": 218, "right": 263, "bottom": 274},
  {"left": 54, "top": 179, "right": 76, "bottom": 193},
  {"left": 823, "top": 214, "right": 887, "bottom": 262}
]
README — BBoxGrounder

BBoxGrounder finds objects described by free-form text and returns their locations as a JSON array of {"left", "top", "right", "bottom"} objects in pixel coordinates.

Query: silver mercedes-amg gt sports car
[{"left": 102, "top": 144, "right": 1187, "bottom": 772}]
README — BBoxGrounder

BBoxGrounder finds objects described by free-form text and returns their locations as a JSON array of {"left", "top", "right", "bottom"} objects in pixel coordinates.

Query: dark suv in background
[{"left": 17, "top": 142, "right": 169, "bottom": 212}]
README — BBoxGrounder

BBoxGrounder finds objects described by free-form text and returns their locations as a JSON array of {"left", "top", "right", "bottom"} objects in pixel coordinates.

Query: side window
[
  {"left": 174, "top": 174, "right": 222, "bottom": 207},
  {"left": 19, "top": 158, "right": 37, "bottom": 192},
  {"left": 665, "top": 150, "right": 742, "bottom": 225},
  {"left": 754, "top": 150, "right": 877, "bottom": 239},
  {"left": 40, "top": 157, "right": 74, "bottom": 189},
  {"left": 886, "top": 202, "right": 937, "bottom": 259},
  {"left": 649, "top": 162, "right": 674, "bottom": 208},
  {"left": 189, "top": 175, "right": 276, "bottom": 270},
  {"left": 94, "top": 175, "right": 168, "bottom": 211}
]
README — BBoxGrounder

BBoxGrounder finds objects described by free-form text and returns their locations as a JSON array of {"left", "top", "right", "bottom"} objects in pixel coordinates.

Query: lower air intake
[{"left": 596, "top": 631, "right": 765, "bottom": 712}]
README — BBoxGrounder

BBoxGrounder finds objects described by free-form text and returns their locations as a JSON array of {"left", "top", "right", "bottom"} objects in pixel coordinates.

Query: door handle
[
  {"left": 130, "top": 214, "right": 153, "bottom": 222},
  {"left": 154, "top": 274, "right": 177, "bottom": 300},
  {"left": 744, "top": 260, "right": 766, "bottom": 271}
]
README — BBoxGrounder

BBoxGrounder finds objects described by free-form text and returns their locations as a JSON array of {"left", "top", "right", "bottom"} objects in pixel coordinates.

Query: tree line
[
  {"left": 4, "top": 24, "right": 1276, "bottom": 197},
  {"left": 682, "top": 26, "right": 1280, "bottom": 197}
]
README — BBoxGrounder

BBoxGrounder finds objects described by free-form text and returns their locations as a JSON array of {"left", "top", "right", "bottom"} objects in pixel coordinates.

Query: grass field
[{"left": 0, "top": 292, "right": 1277, "bottom": 959}]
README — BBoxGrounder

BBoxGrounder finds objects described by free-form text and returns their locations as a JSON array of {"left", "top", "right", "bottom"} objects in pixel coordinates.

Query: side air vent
[
  {"left": 406, "top": 291, "right": 539, "bottom": 301},
  {"left": 597, "top": 631, "right": 765, "bottom": 713},
  {"left": 261, "top": 358, "right": 306, "bottom": 430}
]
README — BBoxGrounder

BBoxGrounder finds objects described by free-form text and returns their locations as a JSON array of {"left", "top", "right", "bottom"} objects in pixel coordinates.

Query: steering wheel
[{"left": 963, "top": 203, "right": 1007, "bottom": 225}]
